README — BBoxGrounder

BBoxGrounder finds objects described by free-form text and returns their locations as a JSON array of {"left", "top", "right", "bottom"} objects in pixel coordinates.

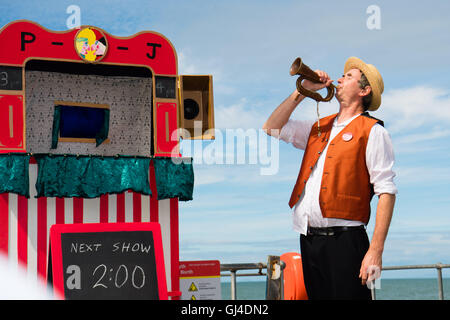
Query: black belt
[{"left": 307, "top": 225, "right": 365, "bottom": 236}]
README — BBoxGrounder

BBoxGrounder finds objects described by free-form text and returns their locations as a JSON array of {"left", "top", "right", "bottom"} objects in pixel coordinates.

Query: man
[{"left": 263, "top": 57, "right": 397, "bottom": 300}]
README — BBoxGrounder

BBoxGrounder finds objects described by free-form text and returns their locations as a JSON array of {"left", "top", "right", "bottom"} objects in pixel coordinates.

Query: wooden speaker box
[{"left": 178, "top": 75, "right": 214, "bottom": 140}]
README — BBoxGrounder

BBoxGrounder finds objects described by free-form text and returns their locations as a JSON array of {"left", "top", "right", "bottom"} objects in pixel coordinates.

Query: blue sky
[{"left": 2, "top": 0, "right": 450, "bottom": 279}]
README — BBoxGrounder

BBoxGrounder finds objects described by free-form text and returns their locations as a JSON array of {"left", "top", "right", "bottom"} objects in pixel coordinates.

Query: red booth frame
[
  {"left": 0, "top": 20, "right": 183, "bottom": 299},
  {"left": 0, "top": 19, "right": 180, "bottom": 156}
]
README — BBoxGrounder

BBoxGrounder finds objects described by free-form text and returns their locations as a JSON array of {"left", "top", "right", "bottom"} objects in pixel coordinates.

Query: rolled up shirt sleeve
[
  {"left": 366, "top": 124, "right": 398, "bottom": 195},
  {"left": 277, "top": 119, "right": 315, "bottom": 150}
]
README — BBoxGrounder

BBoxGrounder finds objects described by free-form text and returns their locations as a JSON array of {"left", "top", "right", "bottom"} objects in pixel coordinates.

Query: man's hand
[
  {"left": 301, "top": 70, "right": 334, "bottom": 92},
  {"left": 359, "top": 248, "right": 382, "bottom": 285},
  {"left": 262, "top": 70, "right": 334, "bottom": 136}
]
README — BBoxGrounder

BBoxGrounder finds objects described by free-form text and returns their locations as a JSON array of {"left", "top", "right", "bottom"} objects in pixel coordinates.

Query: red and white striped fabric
[{"left": 0, "top": 163, "right": 180, "bottom": 298}]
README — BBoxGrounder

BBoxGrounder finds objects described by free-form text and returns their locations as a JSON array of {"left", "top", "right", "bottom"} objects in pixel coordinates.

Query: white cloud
[
  {"left": 386, "top": 163, "right": 450, "bottom": 188},
  {"left": 214, "top": 98, "right": 267, "bottom": 130},
  {"left": 177, "top": 48, "right": 226, "bottom": 83},
  {"left": 382, "top": 231, "right": 450, "bottom": 267},
  {"left": 193, "top": 170, "right": 227, "bottom": 186},
  {"left": 188, "top": 161, "right": 295, "bottom": 189},
  {"left": 393, "top": 127, "right": 450, "bottom": 154},
  {"left": 178, "top": 51, "right": 198, "bottom": 74},
  {"left": 394, "top": 128, "right": 450, "bottom": 145},
  {"left": 179, "top": 208, "right": 298, "bottom": 263},
  {"left": 378, "top": 86, "right": 450, "bottom": 134}
]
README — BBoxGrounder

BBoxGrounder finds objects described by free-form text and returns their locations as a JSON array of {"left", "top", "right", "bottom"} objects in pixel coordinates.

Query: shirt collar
[{"left": 333, "top": 113, "right": 361, "bottom": 128}]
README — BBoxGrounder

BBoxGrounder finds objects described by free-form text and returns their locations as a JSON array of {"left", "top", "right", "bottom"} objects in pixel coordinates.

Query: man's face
[{"left": 335, "top": 68, "right": 364, "bottom": 104}]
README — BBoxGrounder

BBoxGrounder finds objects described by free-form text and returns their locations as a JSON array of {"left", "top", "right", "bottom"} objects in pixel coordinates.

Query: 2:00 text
[{"left": 92, "top": 264, "right": 146, "bottom": 289}]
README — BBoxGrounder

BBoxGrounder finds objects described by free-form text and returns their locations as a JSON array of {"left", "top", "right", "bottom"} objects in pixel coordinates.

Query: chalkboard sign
[
  {"left": 155, "top": 76, "right": 176, "bottom": 99},
  {"left": 0, "top": 66, "right": 23, "bottom": 90},
  {"left": 49, "top": 223, "right": 168, "bottom": 300}
]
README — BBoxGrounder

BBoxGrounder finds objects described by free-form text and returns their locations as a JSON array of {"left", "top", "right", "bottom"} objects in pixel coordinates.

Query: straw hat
[{"left": 344, "top": 57, "right": 384, "bottom": 111}]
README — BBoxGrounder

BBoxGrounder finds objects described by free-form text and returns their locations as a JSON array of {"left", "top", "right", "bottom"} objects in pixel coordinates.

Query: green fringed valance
[
  {"left": 0, "top": 153, "right": 194, "bottom": 201},
  {"left": 0, "top": 153, "right": 30, "bottom": 198},
  {"left": 34, "top": 154, "right": 151, "bottom": 198},
  {"left": 33, "top": 154, "right": 194, "bottom": 201},
  {"left": 153, "top": 157, "right": 194, "bottom": 201}
]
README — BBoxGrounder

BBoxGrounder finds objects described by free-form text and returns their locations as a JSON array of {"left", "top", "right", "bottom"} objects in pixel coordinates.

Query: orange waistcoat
[{"left": 288, "top": 113, "right": 382, "bottom": 224}]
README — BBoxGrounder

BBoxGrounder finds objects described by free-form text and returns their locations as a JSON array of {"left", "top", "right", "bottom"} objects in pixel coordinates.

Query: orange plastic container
[{"left": 280, "top": 252, "right": 308, "bottom": 300}]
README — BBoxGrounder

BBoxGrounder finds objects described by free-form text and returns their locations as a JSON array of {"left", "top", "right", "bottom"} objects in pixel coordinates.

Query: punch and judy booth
[{"left": 0, "top": 20, "right": 214, "bottom": 299}]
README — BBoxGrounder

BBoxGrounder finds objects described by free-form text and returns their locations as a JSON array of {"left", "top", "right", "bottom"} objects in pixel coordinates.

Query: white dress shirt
[{"left": 278, "top": 114, "right": 398, "bottom": 235}]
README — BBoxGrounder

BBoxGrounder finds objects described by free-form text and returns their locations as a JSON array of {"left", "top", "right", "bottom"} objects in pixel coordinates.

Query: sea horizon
[{"left": 220, "top": 278, "right": 450, "bottom": 300}]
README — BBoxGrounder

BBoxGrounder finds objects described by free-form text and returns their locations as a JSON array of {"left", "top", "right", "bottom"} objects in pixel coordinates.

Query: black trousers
[{"left": 300, "top": 228, "right": 372, "bottom": 300}]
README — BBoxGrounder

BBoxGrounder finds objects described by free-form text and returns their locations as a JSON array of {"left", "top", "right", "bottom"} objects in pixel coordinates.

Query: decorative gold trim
[
  {"left": 9, "top": 104, "right": 13, "bottom": 138},
  {"left": 154, "top": 101, "right": 179, "bottom": 155},
  {"left": 0, "top": 93, "right": 26, "bottom": 152},
  {"left": 58, "top": 138, "right": 110, "bottom": 144},
  {"left": 54, "top": 100, "right": 110, "bottom": 109},
  {"left": 165, "top": 112, "right": 170, "bottom": 142},
  {"left": 0, "top": 89, "right": 23, "bottom": 95}
]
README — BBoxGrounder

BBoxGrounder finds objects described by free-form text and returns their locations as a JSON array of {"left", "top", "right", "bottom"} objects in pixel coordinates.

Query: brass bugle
[{"left": 290, "top": 57, "right": 336, "bottom": 102}]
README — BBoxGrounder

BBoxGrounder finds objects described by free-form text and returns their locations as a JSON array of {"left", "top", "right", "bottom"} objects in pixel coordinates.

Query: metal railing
[
  {"left": 220, "top": 261, "right": 449, "bottom": 300},
  {"left": 371, "top": 263, "right": 450, "bottom": 300},
  {"left": 220, "top": 263, "right": 269, "bottom": 300}
]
